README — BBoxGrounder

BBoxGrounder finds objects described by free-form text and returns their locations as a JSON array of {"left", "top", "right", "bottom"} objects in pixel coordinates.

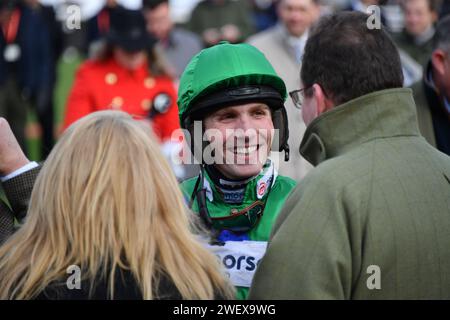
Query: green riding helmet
[{"left": 178, "top": 41, "right": 290, "bottom": 162}]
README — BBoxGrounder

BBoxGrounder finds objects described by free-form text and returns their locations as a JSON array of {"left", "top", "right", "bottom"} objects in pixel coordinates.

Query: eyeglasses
[{"left": 289, "top": 86, "right": 312, "bottom": 109}]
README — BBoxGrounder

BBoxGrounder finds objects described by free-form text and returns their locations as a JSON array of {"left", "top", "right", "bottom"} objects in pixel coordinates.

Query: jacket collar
[
  {"left": 202, "top": 160, "right": 278, "bottom": 204},
  {"left": 300, "top": 88, "right": 421, "bottom": 166}
]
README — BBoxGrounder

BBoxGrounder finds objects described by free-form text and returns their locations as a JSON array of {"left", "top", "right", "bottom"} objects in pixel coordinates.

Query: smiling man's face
[{"left": 203, "top": 102, "right": 274, "bottom": 180}]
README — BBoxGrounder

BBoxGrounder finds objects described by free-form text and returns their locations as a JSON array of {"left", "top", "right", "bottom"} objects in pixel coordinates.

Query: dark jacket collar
[
  {"left": 422, "top": 61, "right": 448, "bottom": 116},
  {"left": 300, "top": 88, "right": 421, "bottom": 166}
]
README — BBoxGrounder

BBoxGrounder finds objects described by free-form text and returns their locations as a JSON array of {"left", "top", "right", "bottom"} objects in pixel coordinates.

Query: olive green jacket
[{"left": 249, "top": 88, "right": 450, "bottom": 299}]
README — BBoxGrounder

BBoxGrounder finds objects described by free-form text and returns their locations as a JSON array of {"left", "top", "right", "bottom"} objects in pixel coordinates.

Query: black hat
[{"left": 106, "top": 8, "right": 157, "bottom": 53}]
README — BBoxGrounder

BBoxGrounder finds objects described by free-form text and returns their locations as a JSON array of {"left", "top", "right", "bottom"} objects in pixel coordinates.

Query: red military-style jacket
[{"left": 63, "top": 57, "right": 180, "bottom": 142}]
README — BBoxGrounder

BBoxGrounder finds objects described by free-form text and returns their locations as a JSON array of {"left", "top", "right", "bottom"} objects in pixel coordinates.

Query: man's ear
[
  {"left": 312, "top": 84, "right": 333, "bottom": 116},
  {"left": 431, "top": 50, "right": 446, "bottom": 76}
]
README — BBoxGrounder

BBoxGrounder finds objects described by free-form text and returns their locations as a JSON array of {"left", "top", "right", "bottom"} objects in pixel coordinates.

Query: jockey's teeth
[{"left": 235, "top": 146, "right": 257, "bottom": 155}]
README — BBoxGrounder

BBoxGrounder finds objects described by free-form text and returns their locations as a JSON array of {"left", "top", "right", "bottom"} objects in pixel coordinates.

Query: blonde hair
[{"left": 0, "top": 111, "right": 233, "bottom": 300}]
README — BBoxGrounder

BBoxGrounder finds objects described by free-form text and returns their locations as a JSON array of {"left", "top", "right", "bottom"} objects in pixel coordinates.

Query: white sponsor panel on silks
[{"left": 206, "top": 241, "right": 268, "bottom": 288}]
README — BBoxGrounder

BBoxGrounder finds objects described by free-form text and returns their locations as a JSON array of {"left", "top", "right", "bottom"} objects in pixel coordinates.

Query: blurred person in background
[
  {"left": 377, "top": 0, "right": 407, "bottom": 34},
  {"left": 63, "top": 9, "right": 180, "bottom": 146},
  {"left": 248, "top": 0, "right": 321, "bottom": 181},
  {"left": 250, "top": 0, "right": 279, "bottom": 32},
  {"left": 393, "top": 0, "right": 442, "bottom": 67},
  {"left": 186, "top": 0, "right": 255, "bottom": 46},
  {"left": 411, "top": 15, "right": 450, "bottom": 156},
  {"left": 85, "top": 0, "right": 126, "bottom": 58},
  {"left": 0, "top": 111, "right": 234, "bottom": 299},
  {"left": 22, "top": 0, "right": 63, "bottom": 159},
  {"left": 392, "top": 0, "right": 442, "bottom": 86},
  {"left": 53, "top": 0, "right": 90, "bottom": 59},
  {"left": 0, "top": 0, "right": 53, "bottom": 156},
  {"left": 143, "top": 0, "right": 202, "bottom": 80}
]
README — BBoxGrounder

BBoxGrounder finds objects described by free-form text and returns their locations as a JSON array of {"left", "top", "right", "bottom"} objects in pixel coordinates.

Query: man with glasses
[
  {"left": 249, "top": 12, "right": 450, "bottom": 299},
  {"left": 412, "top": 15, "right": 450, "bottom": 156},
  {"left": 178, "top": 41, "right": 296, "bottom": 299}
]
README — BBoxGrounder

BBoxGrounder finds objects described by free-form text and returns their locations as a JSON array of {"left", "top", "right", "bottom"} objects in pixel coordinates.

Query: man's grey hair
[{"left": 434, "top": 15, "right": 450, "bottom": 53}]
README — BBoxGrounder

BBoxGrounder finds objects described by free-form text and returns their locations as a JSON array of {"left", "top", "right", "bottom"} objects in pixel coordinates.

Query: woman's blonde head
[{"left": 0, "top": 111, "right": 233, "bottom": 299}]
